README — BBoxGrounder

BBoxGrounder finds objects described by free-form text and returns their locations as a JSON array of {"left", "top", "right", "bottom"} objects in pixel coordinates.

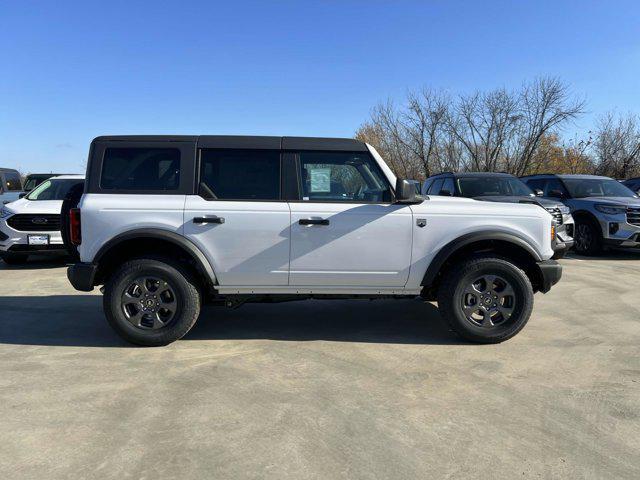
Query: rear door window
[
  {"left": 199, "top": 149, "right": 281, "bottom": 200},
  {"left": 100, "top": 148, "right": 181, "bottom": 190}
]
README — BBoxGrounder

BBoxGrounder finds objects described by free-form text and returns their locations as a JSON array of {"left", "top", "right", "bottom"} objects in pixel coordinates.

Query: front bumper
[
  {"left": 0, "top": 220, "right": 66, "bottom": 255},
  {"left": 537, "top": 260, "right": 562, "bottom": 293},
  {"left": 67, "top": 263, "right": 98, "bottom": 292}
]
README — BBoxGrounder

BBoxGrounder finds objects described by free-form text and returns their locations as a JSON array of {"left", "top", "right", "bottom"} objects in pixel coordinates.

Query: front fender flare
[{"left": 421, "top": 230, "right": 543, "bottom": 287}]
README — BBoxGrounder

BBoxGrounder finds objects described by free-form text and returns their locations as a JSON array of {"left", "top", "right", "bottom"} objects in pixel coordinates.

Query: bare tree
[
  {"left": 357, "top": 76, "right": 585, "bottom": 178},
  {"left": 592, "top": 112, "right": 640, "bottom": 178}
]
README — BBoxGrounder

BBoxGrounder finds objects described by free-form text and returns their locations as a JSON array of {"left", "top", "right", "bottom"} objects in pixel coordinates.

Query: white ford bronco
[{"left": 66, "top": 136, "right": 562, "bottom": 346}]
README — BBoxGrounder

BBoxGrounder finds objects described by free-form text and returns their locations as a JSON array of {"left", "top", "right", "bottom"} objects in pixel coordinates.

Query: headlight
[
  {"left": 594, "top": 204, "right": 626, "bottom": 215},
  {"left": 0, "top": 207, "right": 13, "bottom": 219},
  {"left": 558, "top": 205, "right": 571, "bottom": 215}
]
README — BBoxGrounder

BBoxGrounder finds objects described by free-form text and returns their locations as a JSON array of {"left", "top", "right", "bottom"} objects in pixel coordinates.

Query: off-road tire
[
  {"left": 103, "top": 257, "right": 201, "bottom": 346},
  {"left": 437, "top": 256, "right": 534, "bottom": 344}
]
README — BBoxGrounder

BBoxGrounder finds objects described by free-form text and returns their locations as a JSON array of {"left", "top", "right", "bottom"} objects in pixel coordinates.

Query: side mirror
[
  {"left": 534, "top": 189, "right": 544, "bottom": 197},
  {"left": 395, "top": 178, "right": 423, "bottom": 204},
  {"left": 19, "top": 193, "right": 26, "bottom": 199},
  {"left": 439, "top": 189, "right": 453, "bottom": 197}
]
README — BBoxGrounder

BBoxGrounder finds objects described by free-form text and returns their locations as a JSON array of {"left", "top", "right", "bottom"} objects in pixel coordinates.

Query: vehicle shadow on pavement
[
  {"left": 0, "top": 296, "right": 463, "bottom": 347},
  {"left": 562, "top": 249, "right": 640, "bottom": 261},
  {"left": 187, "top": 298, "right": 463, "bottom": 345},
  {"left": 0, "top": 256, "right": 72, "bottom": 271}
]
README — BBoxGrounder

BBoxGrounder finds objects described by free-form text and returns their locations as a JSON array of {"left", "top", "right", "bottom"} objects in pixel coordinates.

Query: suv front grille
[
  {"left": 7, "top": 214, "right": 61, "bottom": 232},
  {"left": 627, "top": 207, "right": 640, "bottom": 226},
  {"left": 547, "top": 208, "right": 563, "bottom": 225}
]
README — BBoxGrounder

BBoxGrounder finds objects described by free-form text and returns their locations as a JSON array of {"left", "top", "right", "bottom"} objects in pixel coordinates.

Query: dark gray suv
[
  {"left": 422, "top": 172, "right": 574, "bottom": 258},
  {"left": 521, "top": 174, "right": 640, "bottom": 255}
]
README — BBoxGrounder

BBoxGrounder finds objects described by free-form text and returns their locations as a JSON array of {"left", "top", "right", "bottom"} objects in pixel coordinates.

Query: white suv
[
  {"left": 67, "top": 136, "right": 561, "bottom": 346},
  {"left": 0, "top": 175, "right": 85, "bottom": 264}
]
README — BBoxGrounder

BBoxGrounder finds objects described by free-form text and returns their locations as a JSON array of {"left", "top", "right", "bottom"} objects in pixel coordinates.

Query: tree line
[{"left": 356, "top": 77, "right": 640, "bottom": 180}]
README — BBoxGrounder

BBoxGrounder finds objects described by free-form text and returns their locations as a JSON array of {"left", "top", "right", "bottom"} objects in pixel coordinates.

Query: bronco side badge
[{"left": 416, "top": 219, "right": 427, "bottom": 228}]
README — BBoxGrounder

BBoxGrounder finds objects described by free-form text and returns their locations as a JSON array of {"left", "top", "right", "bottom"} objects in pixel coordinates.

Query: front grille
[
  {"left": 547, "top": 208, "right": 563, "bottom": 225},
  {"left": 7, "top": 214, "right": 61, "bottom": 232},
  {"left": 0, "top": 230, "right": 7, "bottom": 241},
  {"left": 627, "top": 207, "right": 640, "bottom": 226}
]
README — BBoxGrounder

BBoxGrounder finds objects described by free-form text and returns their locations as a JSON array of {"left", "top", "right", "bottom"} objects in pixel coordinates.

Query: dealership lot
[{"left": 0, "top": 254, "right": 639, "bottom": 479}]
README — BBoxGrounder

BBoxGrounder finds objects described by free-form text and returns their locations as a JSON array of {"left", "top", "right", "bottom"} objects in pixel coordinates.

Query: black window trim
[
  {"left": 286, "top": 149, "right": 396, "bottom": 204},
  {"left": 195, "top": 147, "right": 285, "bottom": 203}
]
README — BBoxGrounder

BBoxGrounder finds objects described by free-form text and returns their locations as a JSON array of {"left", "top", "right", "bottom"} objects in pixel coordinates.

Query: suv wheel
[
  {"left": 0, "top": 253, "right": 29, "bottom": 265},
  {"left": 574, "top": 219, "right": 602, "bottom": 256},
  {"left": 437, "top": 256, "right": 534, "bottom": 343},
  {"left": 103, "top": 258, "right": 202, "bottom": 346}
]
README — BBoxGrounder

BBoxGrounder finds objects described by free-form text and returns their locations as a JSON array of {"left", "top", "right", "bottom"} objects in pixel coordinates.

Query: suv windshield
[
  {"left": 457, "top": 177, "right": 533, "bottom": 197},
  {"left": 562, "top": 178, "right": 637, "bottom": 198},
  {"left": 27, "top": 179, "right": 83, "bottom": 201}
]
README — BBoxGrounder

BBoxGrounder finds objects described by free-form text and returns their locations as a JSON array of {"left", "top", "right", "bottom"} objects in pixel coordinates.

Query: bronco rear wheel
[
  {"left": 437, "top": 256, "right": 534, "bottom": 343},
  {"left": 103, "top": 258, "right": 201, "bottom": 346}
]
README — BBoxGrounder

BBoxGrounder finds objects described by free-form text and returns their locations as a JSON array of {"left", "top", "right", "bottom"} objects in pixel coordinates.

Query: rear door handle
[
  {"left": 299, "top": 218, "right": 330, "bottom": 226},
  {"left": 193, "top": 216, "right": 225, "bottom": 224}
]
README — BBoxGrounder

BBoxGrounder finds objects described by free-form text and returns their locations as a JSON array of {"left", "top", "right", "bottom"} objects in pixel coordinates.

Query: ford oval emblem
[{"left": 32, "top": 217, "right": 48, "bottom": 225}]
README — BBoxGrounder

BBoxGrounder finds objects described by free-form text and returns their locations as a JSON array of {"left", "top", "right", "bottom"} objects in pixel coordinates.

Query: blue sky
[{"left": 2, "top": 0, "right": 639, "bottom": 173}]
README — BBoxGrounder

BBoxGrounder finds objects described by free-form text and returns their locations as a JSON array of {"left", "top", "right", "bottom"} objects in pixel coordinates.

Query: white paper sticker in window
[{"left": 309, "top": 168, "right": 331, "bottom": 193}]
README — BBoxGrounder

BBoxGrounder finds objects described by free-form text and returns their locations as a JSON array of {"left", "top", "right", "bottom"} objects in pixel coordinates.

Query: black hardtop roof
[
  {"left": 0, "top": 167, "right": 20, "bottom": 173},
  {"left": 92, "top": 135, "right": 368, "bottom": 152}
]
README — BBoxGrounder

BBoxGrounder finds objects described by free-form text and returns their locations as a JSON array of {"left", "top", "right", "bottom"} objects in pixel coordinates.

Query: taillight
[{"left": 70, "top": 208, "right": 82, "bottom": 246}]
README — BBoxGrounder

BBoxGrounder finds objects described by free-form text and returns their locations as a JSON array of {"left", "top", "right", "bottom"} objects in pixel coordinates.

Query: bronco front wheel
[
  {"left": 103, "top": 258, "right": 201, "bottom": 346},
  {"left": 437, "top": 256, "right": 534, "bottom": 343}
]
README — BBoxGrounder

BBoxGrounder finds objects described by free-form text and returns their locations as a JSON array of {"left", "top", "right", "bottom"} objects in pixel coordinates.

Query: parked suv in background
[
  {"left": 621, "top": 177, "right": 640, "bottom": 195},
  {"left": 0, "top": 168, "right": 24, "bottom": 205},
  {"left": 66, "top": 135, "right": 561, "bottom": 346},
  {"left": 521, "top": 174, "right": 640, "bottom": 255},
  {"left": 23, "top": 173, "right": 68, "bottom": 193},
  {"left": 422, "top": 172, "right": 574, "bottom": 258},
  {"left": 0, "top": 175, "right": 85, "bottom": 264}
]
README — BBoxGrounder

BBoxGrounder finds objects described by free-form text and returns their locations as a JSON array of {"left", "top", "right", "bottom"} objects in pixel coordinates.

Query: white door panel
[
  {"left": 289, "top": 203, "right": 413, "bottom": 286},
  {"left": 184, "top": 197, "right": 290, "bottom": 286}
]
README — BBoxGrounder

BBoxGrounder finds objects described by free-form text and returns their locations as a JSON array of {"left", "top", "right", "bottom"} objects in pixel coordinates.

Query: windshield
[
  {"left": 562, "top": 178, "right": 638, "bottom": 198},
  {"left": 457, "top": 177, "right": 534, "bottom": 197},
  {"left": 26, "top": 179, "right": 83, "bottom": 201}
]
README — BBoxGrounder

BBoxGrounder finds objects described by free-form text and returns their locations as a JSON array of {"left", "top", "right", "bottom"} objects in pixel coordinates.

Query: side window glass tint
[
  {"left": 101, "top": 148, "right": 180, "bottom": 190},
  {"left": 5, "top": 172, "right": 22, "bottom": 191},
  {"left": 441, "top": 178, "right": 455, "bottom": 194},
  {"left": 199, "top": 149, "right": 280, "bottom": 200},
  {"left": 299, "top": 151, "right": 391, "bottom": 202},
  {"left": 428, "top": 179, "right": 444, "bottom": 195},
  {"left": 544, "top": 179, "right": 567, "bottom": 197}
]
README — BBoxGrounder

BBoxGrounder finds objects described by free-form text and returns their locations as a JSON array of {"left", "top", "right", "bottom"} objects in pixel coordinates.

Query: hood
[
  {"left": 3, "top": 198, "right": 63, "bottom": 215},
  {"left": 572, "top": 196, "right": 640, "bottom": 207},
  {"left": 474, "top": 195, "right": 563, "bottom": 209}
]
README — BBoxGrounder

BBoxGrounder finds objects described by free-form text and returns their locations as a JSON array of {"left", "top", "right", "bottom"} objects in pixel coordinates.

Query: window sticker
[{"left": 309, "top": 168, "right": 331, "bottom": 193}]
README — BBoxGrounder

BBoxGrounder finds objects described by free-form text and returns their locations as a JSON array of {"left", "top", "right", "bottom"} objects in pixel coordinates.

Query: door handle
[
  {"left": 193, "top": 216, "right": 225, "bottom": 224},
  {"left": 299, "top": 218, "right": 330, "bottom": 226}
]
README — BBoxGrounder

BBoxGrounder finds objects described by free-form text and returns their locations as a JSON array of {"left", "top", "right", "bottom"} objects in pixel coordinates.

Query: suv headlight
[
  {"left": 594, "top": 204, "right": 626, "bottom": 215},
  {"left": 558, "top": 205, "right": 571, "bottom": 215},
  {"left": 0, "top": 207, "right": 13, "bottom": 219}
]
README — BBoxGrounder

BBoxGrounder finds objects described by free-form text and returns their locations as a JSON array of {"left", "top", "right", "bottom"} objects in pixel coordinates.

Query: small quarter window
[
  {"left": 199, "top": 149, "right": 281, "bottom": 200},
  {"left": 100, "top": 148, "right": 180, "bottom": 190}
]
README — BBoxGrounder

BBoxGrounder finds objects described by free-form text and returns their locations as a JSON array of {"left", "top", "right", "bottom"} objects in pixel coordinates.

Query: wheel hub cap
[
  {"left": 461, "top": 274, "right": 516, "bottom": 328},
  {"left": 121, "top": 276, "right": 177, "bottom": 330}
]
